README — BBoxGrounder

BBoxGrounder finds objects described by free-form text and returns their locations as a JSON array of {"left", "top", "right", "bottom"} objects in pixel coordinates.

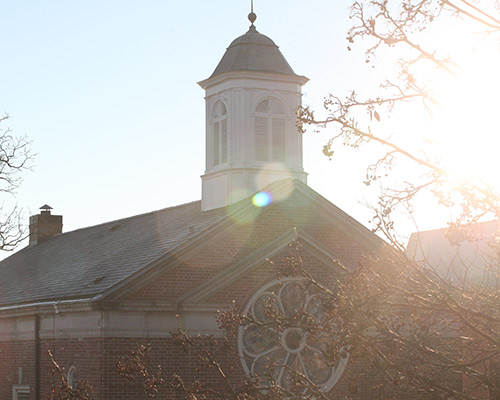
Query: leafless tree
[
  {"left": 43, "top": 351, "right": 94, "bottom": 400},
  {"left": 0, "top": 114, "right": 33, "bottom": 251},
  {"left": 294, "top": 1, "right": 500, "bottom": 398},
  {"left": 116, "top": 343, "right": 164, "bottom": 399},
  {"left": 299, "top": 0, "right": 500, "bottom": 247}
]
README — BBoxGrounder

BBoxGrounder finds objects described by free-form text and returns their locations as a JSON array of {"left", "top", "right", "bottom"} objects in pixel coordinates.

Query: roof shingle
[{"left": 0, "top": 201, "right": 226, "bottom": 307}]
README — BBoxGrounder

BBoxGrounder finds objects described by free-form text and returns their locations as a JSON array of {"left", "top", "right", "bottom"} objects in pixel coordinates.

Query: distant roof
[
  {"left": 208, "top": 25, "right": 298, "bottom": 79},
  {"left": 407, "top": 220, "right": 500, "bottom": 284},
  {"left": 0, "top": 201, "right": 226, "bottom": 307}
]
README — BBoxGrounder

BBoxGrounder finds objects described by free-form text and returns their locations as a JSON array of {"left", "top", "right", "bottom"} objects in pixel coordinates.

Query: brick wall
[
  {"left": 39, "top": 337, "right": 104, "bottom": 399},
  {"left": 0, "top": 193, "right": 383, "bottom": 399},
  {"left": 128, "top": 196, "right": 372, "bottom": 304},
  {"left": 0, "top": 340, "right": 35, "bottom": 399}
]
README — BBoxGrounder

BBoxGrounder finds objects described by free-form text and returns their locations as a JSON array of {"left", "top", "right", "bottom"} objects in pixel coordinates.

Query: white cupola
[{"left": 198, "top": 14, "right": 308, "bottom": 211}]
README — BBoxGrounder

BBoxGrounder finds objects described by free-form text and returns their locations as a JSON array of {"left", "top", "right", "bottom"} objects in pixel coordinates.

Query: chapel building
[{"left": 0, "top": 13, "right": 385, "bottom": 400}]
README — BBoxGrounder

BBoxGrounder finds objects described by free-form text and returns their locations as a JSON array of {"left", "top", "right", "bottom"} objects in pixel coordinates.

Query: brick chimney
[{"left": 29, "top": 205, "right": 63, "bottom": 245}]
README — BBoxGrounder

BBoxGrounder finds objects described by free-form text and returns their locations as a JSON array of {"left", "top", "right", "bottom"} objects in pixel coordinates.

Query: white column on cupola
[{"left": 198, "top": 11, "right": 309, "bottom": 212}]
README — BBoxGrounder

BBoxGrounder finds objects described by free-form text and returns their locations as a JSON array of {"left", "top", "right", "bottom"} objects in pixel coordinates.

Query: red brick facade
[{"left": 0, "top": 339, "right": 35, "bottom": 399}]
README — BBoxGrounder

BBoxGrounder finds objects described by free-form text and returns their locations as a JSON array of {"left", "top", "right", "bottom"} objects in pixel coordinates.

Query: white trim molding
[{"left": 12, "top": 384, "right": 30, "bottom": 400}]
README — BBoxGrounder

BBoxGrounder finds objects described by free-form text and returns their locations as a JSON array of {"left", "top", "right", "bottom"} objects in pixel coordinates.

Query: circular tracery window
[{"left": 238, "top": 278, "right": 348, "bottom": 394}]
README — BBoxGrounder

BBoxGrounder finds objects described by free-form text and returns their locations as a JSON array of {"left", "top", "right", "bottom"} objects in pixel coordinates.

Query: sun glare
[
  {"left": 429, "top": 39, "right": 500, "bottom": 187},
  {"left": 387, "top": 20, "right": 500, "bottom": 190}
]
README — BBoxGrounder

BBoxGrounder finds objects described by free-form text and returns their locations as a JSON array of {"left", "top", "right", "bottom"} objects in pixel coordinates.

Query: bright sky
[{"left": 2, "top": 1, "right": 495, "bottom": 255}]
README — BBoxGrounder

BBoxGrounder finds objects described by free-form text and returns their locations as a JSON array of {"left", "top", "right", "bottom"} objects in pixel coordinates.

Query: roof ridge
[
  {"left": 409, "top": 219, "right": 500, "bottom": 237},
  {"left": 34, "top": 200, "right": 203, "bottom": 240}
]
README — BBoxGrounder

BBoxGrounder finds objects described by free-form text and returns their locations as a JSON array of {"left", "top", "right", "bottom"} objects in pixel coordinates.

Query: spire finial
[{"left": 248, "top": 0, "right": 257, "bottom": 26}]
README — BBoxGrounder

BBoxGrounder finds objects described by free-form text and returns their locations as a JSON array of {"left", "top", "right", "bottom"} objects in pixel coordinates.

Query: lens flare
[{"left": 252, "top": 192, "right": 273, "bottom": 207}]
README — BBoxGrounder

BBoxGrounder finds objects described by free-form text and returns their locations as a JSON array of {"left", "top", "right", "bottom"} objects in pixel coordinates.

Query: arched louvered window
[
  {"left": 254, "top": 98, "right": 286, "bottom": 162},
  {"left": 213, "top": 102, "right": 228, "bottom": 166}
]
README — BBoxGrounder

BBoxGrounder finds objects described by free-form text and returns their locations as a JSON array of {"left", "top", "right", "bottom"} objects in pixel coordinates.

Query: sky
[{"left": 1, "top": 0, "right": 489, "bottom": 255}]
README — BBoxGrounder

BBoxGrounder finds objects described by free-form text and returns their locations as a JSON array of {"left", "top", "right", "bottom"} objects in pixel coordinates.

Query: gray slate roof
[
  {"left": 209, "top": 25, "right": 297, "bottom": 78},
  {"left": 0, "top": 201, "right": 227, "bottom": 307}
]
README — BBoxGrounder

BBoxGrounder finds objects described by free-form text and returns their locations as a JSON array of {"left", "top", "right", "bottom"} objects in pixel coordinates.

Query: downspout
[
  {"left": 34, "top": 314, "right": 41, "bottom": 400},
  {"left": 100, "top": 309, "right": 105, "bottom": 398}
]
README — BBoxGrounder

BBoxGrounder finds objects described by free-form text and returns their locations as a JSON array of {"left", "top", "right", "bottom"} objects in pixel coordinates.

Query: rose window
[{"left": 238, "top": 278, "right": 348, "bottom": 394}]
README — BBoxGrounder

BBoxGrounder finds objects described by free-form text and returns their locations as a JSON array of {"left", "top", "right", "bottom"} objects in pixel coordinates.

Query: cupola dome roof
[{"left": 209, "top": 25, "right": 297, "bottom": 78}]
